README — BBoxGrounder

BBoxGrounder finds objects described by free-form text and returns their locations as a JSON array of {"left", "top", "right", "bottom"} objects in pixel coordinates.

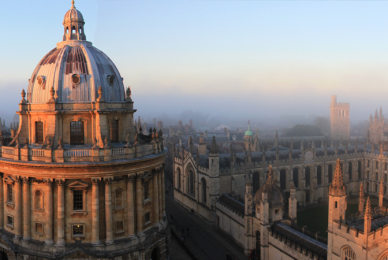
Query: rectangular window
[
  {"left": 35, "top": 121, "right": 44, "bottom": 144},
  {"left": 376, "top": 172, "right": 379, "bottom": 181},
  {"left": 385, "top": 174, "right": 387, "bottom": 183},
  {"left": 110, "top": 120, "right": 119, "bottom": 142},
  {"left": 7, "top": 215, "right": 13, "bottom": 227},
  {"left": 73, "top": 190, "right": 83, "bottom": 210},
  {"left": 145, "top": 212, "right": 151, "bottom": 223},
  {"left": 335, "top": 201, "right": 338, "bottom": 208},
  {"left": 116, "top": 221, "right": 124, "bottom": 232},
  {"left": 73, "top": 224, "right": 84, "bottom": 236},
  {"left": 70, "top": 121, "right": 84, "bottom": 145},
  {"left": 7, "top": 184, "right": 12, "bottom": 203},
  {"left": 36, "top": 223, "right": 43, "bottom": 234},
  {"left": 368, "top": 160, "right": 370, "bottom": 167},
  {"left": 144, "top": 181, "right": 149, "bottom": 200}
]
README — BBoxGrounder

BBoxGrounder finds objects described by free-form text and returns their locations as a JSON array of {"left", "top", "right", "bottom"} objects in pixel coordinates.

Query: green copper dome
[{"left": 245, "top": 121, "right": 253, "bottom": 136}]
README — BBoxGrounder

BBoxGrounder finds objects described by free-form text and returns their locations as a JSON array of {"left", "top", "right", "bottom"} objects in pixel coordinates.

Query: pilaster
[
  {"left": 104, "top": 177, "right": 113, "bottom": 244},
  {"left": 22, "top": 177, "right": 31, "bottom": 240}
]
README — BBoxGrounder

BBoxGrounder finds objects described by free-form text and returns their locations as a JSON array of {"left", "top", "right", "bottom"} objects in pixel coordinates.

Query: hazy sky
[{"left": 1, "top": 0, "right": 388, "bottom": 124}]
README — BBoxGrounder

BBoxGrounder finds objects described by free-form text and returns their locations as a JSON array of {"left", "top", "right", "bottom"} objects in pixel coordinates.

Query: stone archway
[{"left": 151, "top": 247, "right": 160, "bottom": 260}]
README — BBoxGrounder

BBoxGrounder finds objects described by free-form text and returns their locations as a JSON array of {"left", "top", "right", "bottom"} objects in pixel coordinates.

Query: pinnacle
[{"left": 365, "top": 196, "right": 371, "bottom": 216}]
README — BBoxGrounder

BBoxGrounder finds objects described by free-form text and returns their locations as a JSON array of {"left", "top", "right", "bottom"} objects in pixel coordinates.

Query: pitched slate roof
[{"left": 217, "top": 193, "right": 245, "bottom": 217}]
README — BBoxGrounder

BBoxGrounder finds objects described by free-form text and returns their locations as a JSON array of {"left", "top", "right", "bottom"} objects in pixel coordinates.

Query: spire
[
  {"left": 359, "top": 183, "right": 365, "bottom": 214},
  {"left": 275, "top": 130, "right": 278, "bottom": 146},
  {"left": 71, "top": 0, "right": 75, "bottom": 9},
  {"left": 210, "top": 136, "right": 218, "bottom": 154},
  {"left": 247, "top": 120, "right": 250, "bottom": 131},
  {"left": 375, "top": 109, "right": 379, "bottom": 120},
  {"left": 364, "top": 197, "right": 372, "bottom": 235},
  {"left": 380, "top": 106, "right": 383, "bottom": 122},
  {"left": 329, "top": 159, "right": 346, "bottom": 196}
]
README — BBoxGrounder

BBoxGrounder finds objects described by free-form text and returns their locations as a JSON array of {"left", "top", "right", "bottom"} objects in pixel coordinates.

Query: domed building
[{"left": 0, "top": 1, "right": 168, "bottom": 259}]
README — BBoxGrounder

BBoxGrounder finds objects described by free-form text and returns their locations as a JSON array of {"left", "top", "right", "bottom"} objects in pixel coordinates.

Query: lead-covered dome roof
[{"left": 26, "top": 1, "right": 125, "bottom": 104}]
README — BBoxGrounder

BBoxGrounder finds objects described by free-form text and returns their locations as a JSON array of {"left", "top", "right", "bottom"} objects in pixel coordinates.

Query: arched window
[
  {"left": 189, "top": 170, "right": 195, "bottom": 195},
  {"left": 342, "top": 246, "right": 356, "bottom": 260},
  {"left": 34, "top": 190, "right": 43, "bottom": 210},
  {"left": 115, "top": 188, "right": 123, "bottom": 208},
  {"left": 329, "top": 164, "right": 333, "bottom": 184},
  {"left": 110, "top": 119, "right": 119, "bottom": 142},
  {"left": 305, "top": 167, "right": 310, "bottom": 187},
  {"left": 376, "top": 161, "right": 379, "bottom": 169},
  {"left": 79, "top": 26, "right": 82, "bottom": 33},
  {"left": 280, "top": 169, "right": 286, "bottom": 190},
  {"left": 375, "top": 183, "right": 378, "bottom": 192},
  {"left": 252, "top": 172, "right": 260, "bottom": 194},
  {"left": 176, "top": 168, "right": 181, "bottom": 189},
  {"left": 317, "top": 165, "right": 322, "bottom": 185},
  {"left": 72, "top": 26, "right": 76, "bottom": 33},
  {"left": 348, "top": 162, "right": 353, "bottom": 181},
  {"left": 201, "top": 178, "right": 207, "bottom": 204},
  {"left": 66, "top": 27, "right": 69, "bottom": 34},
  {"left": 293, "top": 168, "right": 299, "bottom": 188},
  {"left": 255, "top": 231, "right": 261, "bottom": 254},
  {"left": 35, "top": 121, "right": 44, "bottom": 144},
  {"left": 70, "top": 121, "right": 84, "bottom": 145},
  {"left": 358, "top": 161, "right": 362, "bottom": 180}
]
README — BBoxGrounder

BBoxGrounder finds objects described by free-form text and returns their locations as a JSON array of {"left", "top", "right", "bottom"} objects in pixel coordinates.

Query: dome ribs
[
  {"left": 39, "top": 48, "right": 59, "bottom": 66},
  {"left": 65, "top": 46, "right": 89, "bottom": 75}
]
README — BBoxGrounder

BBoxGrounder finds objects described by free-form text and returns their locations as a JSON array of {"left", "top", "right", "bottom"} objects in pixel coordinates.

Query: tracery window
[
  {"left": 201, "top": 178, "right": 207, "bottom": 204},
  {"left": 35, "top": 121, "right": 44, "bottom": 144},
  {"left": 110, "top": 119, "right": 119, "bottom": 142},
  {"left": 342, "top": 246, "right": 356, "bottom": 260},
  {"left": 70, "top": 121, "right": 84, "bottom": 145},
  {"left": 188, "top": 169, "right": 195, "bottom": 196},
  {"left": 176, "top": 168, "right": 181, "bottom": 189}
]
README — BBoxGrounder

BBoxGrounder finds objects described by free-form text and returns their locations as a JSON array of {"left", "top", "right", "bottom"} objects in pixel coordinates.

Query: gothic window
[
  {"left": 7, "top": 184, "right": 12, "bottom": 203},
  {"left": 144, "top": 181, "right": 149, "bottom": 200},
  {"left": 305, "top": 167, "right": 310, "bottom": 187},
  {"left": 367, "top": 182, "right": 370, "bottom": 192},
  {"left": 115, "top": 188, "right": 123, "bottom": 208},
  {"left": 358, "top": 161, "right": 362, "bottom": 180},
  {"left": 73, "top": 190, "right": 83, "bottom": 210},
  {"left": 70, "top": 121, "right": 84, "bottom": 145},
  {"left": 348, "top": 162, "right": 353, "bottom": 181},
  {"left": 376, "top": 161, "right": 379, "bottom": 169},
  {"left": 34, "top": 190, "right": 43, "bottom": 210},
  {"left": 317, "top": 165, "right": 322, "bottom": 185},
  {"left": 188, "top": 169, "right": 195, "bottom": 196},
  {"left": 375, "top": 183, "right": 378, "bottom": 192},
  {"left": 367, "top": 160, "right": 370, "bottom": 167},
  {"left": 176, "top": 168, "right": 181, "bottom": 189},
  {"left": 367, "top": 171, "right": 370, "bottom": 179},
  {"left": 376, "top": 172, "right": 379, "bottom": 181},
  {"left": 201, "top": 178, "right": 207, "bottom": 204},
  {"left": 293, "top": 168, "right": 299, "bottom": 188},
  {"left": 35, "top": 121, "right": 44, "bottom": 144},
  {"left": 110, "top": 119, "right": 119, "bottom": 142},
  {"left": 280, "top": 169, "right": 286, "bottom": 190},
  {"left": 252, "top": 172, "right": 260, "bottom": 194},
  {"left": 342, "top": 246, "right": 356, "bottom": 260},
  {"left": 328, "top": 164, "right": 333, "bottom": 184}
]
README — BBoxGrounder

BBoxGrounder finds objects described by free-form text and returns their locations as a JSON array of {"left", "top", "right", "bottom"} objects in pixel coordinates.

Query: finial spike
[{"left": 71, "top": 0, "right": 75, "bottom": 8}]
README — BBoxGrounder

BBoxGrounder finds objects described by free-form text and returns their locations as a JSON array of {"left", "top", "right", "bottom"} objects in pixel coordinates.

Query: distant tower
[
  {"left": 244, "top": 121, "right": 253, "bottom": 151},
  {"left": 330, "top": 95, "right": 350, "bottom": 140}
]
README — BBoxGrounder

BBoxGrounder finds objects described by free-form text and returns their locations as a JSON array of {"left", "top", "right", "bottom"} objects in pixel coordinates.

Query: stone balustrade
[{"left": 1, "top": 142, "right": 162, "bottom": 163}]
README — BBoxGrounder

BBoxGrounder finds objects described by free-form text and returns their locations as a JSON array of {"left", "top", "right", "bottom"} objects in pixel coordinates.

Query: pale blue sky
[{"left": 1, "top": 0, "right": 388, "bottom": 124}]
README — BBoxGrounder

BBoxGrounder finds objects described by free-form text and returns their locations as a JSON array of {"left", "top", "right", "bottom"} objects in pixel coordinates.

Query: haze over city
[{"left": 1, "top": 0, "right": 388, "bottom": 124}]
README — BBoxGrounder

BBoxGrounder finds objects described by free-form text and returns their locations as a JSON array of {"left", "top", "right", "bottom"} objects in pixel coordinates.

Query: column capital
[
  {"left": 22, "top": 177, "right": 30, "bottom": 184},
  {"left": 56, "top": 179, "right": 65, "bottom": 186},
  {"left": 104, "top": 176, "right": 113, "bottom": 184},
  {"left": 128, "top": 175, "right": 136, "bottom": 183},
  {"left": 136, "top": 172, "right": 145, "bottom": 180},
  {"left": 91, "top": 177, "right": 102, "bottom": 185},
  {"left": 43, "top": 178, "right": 53, "bottom": 185}
]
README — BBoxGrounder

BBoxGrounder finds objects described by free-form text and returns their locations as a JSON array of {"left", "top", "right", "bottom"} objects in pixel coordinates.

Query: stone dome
[
  {"left": 26, "top": 1, "right": 125, "bottom": 104},
  {"left": 254, "top": 166, "right": 283, "bottom": 206}
]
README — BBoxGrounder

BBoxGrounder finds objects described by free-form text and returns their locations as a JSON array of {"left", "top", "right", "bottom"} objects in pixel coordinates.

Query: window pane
[
  {"left": 70, "top": 121, "right": 84, "bottom": 145},
  {"left": 73, "top": 190, "right": 83, "bottom": 210},
  {"left": 110, "top": 120, "right": 119, "bottom": 142},
  {"left": 36, "top": 122, "right": 44, "bottom": 144},
  {"left": 73, "top": 225, "right": 83, "bottom": 235},
  {"left": 7, "top": 184, "right": 12, "bottom": 203}
]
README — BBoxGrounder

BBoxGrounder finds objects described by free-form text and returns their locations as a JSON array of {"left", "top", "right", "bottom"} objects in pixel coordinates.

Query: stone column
[
  {"left": 91, "top": 178, "right": 100, "bottom": 245},
  {"left": 153, "top": 173, "right": 159, "bottom": 224},
  {"left": 104, "top": 177, "right": 113, "bottom": 244},
  {"left": 45, "top": 179, "right": 53, "bottom": 245},
  {"left": 127, "top": 176, "right": 136, "bottom": 238},
  {"left": 0, "top": 175, "right": 4, "bottom": 230},
  {"left": 56, "top": 179, "right": 65, "bottom": 246},
  {"left": 14, "top": 177, "right": 22, "bottom": 240},
  {"left": 136, "top": 174, "right": 144, "bottom": 234},
  {"left": 23, "top": 177, "right": 31, "bottom": 240}
]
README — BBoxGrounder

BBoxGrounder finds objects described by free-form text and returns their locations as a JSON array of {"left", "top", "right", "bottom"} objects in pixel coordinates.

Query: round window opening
[
  {"left": 72, "top": 74, "right": 81, "bottom": 85},
  {"left": 107, "top": 75, "right": 115, "bottom": 86},
  {"left": 37, "top": 76, "right": 45, "bottom": 87}
]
